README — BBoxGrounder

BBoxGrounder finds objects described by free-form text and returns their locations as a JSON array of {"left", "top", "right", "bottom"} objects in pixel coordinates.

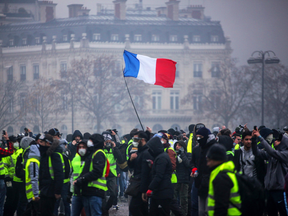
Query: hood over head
[
  {"left": 89, "top": 133, "right": 104, "bottom": 150},
  {"left": 275, "top": 135, "right": 288, "bottom": 151},
  {"left": 146, "top": 137, "right": 164, "bottom": 157},
  {"left": 72, "top": 130, "right": 83, "bottom": 140},
  {"left": 83, "top": 132, "right": 91, "bottom": 140},
  {"left": 174, "top": 140, "right": 187, "bottom": 152},
  {"left": 260, "top": 128, "right": 273, "bottom": 139},
  {"left": 218, "top": 135, "right": 234, "bottom": 151},
  {"left": 188, "top": 124, "right": 195, "bottom": 133},
  {"left": 20, "top": 137, "right": 34, "bottom": 149}
]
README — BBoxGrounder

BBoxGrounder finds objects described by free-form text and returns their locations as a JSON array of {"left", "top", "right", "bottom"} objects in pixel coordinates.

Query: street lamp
[{"left": 247, "top": 50, "right": 280, "bottom": 126}]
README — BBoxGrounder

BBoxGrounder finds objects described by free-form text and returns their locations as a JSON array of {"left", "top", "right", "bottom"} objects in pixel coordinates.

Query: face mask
[
  {"left": 266, "top": 134, "right": 273, "bottom": 144},
  {"left": 39, "top": 145, "right": 49, "bottom": 155},
  {"left": 197, "top": 137, "right": 201, "bottom": 141},
  {"left": 78, "top": 149, "right": 86, "bottom": 156},
  {"left": 13, "top": 142, "right": 19, "bottom": 149},
  {"left": 132, "top": 141, "right": 139, "bottom": 147},
  {"left": 161, "top": 140, "right": 165, "bottom": 144},
  {"left": 87, "top": 140, "right": 94, "bottom": 147}
]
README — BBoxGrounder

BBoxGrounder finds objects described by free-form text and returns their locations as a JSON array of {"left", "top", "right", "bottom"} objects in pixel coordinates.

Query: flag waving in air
[{"left": 123, "top": 50, "right": 177, "bottom": 88}]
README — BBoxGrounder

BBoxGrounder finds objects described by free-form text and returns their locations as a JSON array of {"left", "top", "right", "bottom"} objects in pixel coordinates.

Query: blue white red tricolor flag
[{"left": 123, "top": 50, "right": 177, "bottom": 88}]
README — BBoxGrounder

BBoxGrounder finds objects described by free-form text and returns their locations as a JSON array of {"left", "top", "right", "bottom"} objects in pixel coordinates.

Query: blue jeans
[
  {"left": 54, "top": 183, "right": 70, "bottom": 216},
  {"left": 191, "top": 181, "right": 199, "bottom": 216},
  {"left": 0, "top": 179, "right": 6, "bottom": 216},
  {"left": 82, "top": 196, "right": 102, "bottom": 216},
  {"left": 118, "top": 171, "right": 127, "bottom": 196},
  {"left": 72, "top": 196, "right": 84, "bottom": 216}
]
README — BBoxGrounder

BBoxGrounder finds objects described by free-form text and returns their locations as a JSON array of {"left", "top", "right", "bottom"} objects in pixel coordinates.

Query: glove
[
  {"left": 75, "top": 176, "right": 85, "bottom": 187},
  {"left": 146, "top": 159, "right": 154, "bottom": 168},
  {"left": 192, "top": 168, "right": 198, "bottom": 174},
  {"left": 146, "top": 190, "right": 153, "bottom": 197}
]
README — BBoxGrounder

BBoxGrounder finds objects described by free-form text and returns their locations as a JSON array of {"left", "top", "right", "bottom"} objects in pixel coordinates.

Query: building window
[
  {"left": 22, "top": 38, "right": 27, "bottom": 45},
  {"left": 134, "top": 34, "right": 142, "bottom": 42},
  {"left": 169, "top": 35, "right": 178, "bottom": 42},
  {"left": 193, "top": 35, "right": 201, "bottom": 42},
  {"left": 9, "top": 39, "right": 14, "bottom": 46},
  {"left": 211, "top": 35, "right": 219, "bottom": 42},
  {"left": 152, "top": 124, "right": 163, "bottom": 132},
  {"left": 111, "top": 34, "right": 119, "bottom": 41},
  {"left": 152, "top": 91, "right": 162, "bottom": 110},
  {"left": 60, "top": 62, "right": 67, "bottom": 78},
  {"left": 8, "top": 97, "right": 14, "bottom": 113},
  {"left": 19, "top": 93, "right": 26, "bottom": 110},
  {"left": 211, "top": 62, "right": 220, "bottom": 78},
  {"left": 193, "top": 62, "right": 202, "bottom": 78},
  {"left": 170, "top": 91, "right": 179, "bottom": 110},
  {"left": 20, "top": 65, "right": 26, "bottom": 81},
  {"left": 33, "top": 65, "right": 39, "bottom": 80},
  {"left": 211, "top": 92, "right": 221, "bottom": 110},
  {"left": 193, "top": 95, "right": 202, "bottom": 111},
  {"left": 7, "top": 66, "right": 13, "bottom": 81},
  {"left": 93, "top": 33, "right": 101, "bottom": 41},
  {"left": 63, "top": 35, "right": 68, "bottom": 42},
  {"left": 151, "top": 34, "right": 160, "bottom": 42},
  {"left": 35, "top": 37, "right": 40, "bottom": 44}
]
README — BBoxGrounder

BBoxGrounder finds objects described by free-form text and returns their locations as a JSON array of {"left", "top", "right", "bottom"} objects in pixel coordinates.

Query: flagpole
[{"left": 123, "top": 74, "right": 145, "bottom": 131}]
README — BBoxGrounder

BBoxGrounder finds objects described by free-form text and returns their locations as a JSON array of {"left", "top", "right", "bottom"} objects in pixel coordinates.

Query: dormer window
[
  {"left": 111, "top": 34, "right": 119, "bottom": 41},
  {"left": 193, "top": 35, "right": 201, "bottom": 42},
  {"left": 35, "top": 37, "right": 40, "bottom": 44},
  {"left": 151, "top": 34, "right": 160, "bottom": 42},
  {"left": 169, "top": 35, "right": 178, "bottom": 42},
  {"left": 63, "top": 35, "right": 68, "bottom": 42},
  {"left": 22, "top": 38, "right": 27, "bottom": 45},
  {"left": 134, "top": 34, "right": 142, "bottom": 42},
  {"left": 93, "top": 33, "right": 101, "bottom": 41},
  {"left": 9, "top": 39, "right": 14, "bottom": 46},
  {"left": 211, "top": 35, "right": 219, "bottom": 42}
]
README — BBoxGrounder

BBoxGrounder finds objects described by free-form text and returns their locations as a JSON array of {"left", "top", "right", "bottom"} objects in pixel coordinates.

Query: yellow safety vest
[
  {"left": 104, "top": 148, "right": 117, "bottom": 177},
  {"left": 207, "top": 161, "right": 241, "bottom": 216},
  {"left": 187, "top": 133, "right": 193, "bottom": 154},
  {"left": 164, "top": 147, "right": 177, "bottom": 184},
  {"left": 48, "top": 152, "right": 65, "bottom": 181},
  {"left": 25, "top": 158, "right": 40, "bottom": 201},
  {"left": 3, "top": 148, "right": 23, "bottom": 179},
  {"left": 71, "top": 154, "right": 85, "bottom": 194},
  {"left": 0, "top": 158, "right": 5, "bottom": 176},
  {"left": 13, "top": 148, "right": 24, "bottom": 182},
  {"left": 126, "top": 139, "right": 133, "bottom": 160},
  {"left": 87, "top": 149, "right": 108, "bottom": 191}
]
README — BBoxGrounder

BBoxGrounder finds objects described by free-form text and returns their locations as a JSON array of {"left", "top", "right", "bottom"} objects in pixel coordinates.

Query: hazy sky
[{"left": 53, "top": 0, "right": 288, "bottom": 66}]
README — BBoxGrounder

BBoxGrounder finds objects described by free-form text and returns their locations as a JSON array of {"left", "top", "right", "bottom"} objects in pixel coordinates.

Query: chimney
[
  {"left": 156, "top": 7, "right": 167, "bottom": 17},
  {"left": 113, "top": 0, "right": 127, "bottom": 20},
  {"left": 68, "top": 4, "right": 83, "bottom": 18},
  {"left": 38, "top": 1, "right": 57, "bottom": 22},
  {"left": 97, "top": 4, "right": 102, "bottom": 15},
  {"left": 190, "top": 5, "right": 204, "bottom": 20},
  {"left": 166, "top": 0, "right": 180, "bottom": 21},
  {"left": 78, "top": 7, "right": 90, "bottom": 16}
]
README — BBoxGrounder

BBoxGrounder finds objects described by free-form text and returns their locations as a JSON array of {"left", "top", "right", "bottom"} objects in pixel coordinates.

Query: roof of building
[{"left": 0, "top": 0, "right": 36, "bottom": 3}]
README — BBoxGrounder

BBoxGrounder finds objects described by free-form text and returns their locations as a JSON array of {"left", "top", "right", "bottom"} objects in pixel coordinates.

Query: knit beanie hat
[
  {"left": 260, "top": 128, "right": 273, "bottom": 139},
  {"left": 206, "top": 144, "right": 227, "bottom": 161},
  {"left": 196, "top": 127, "right": 211, "bottom": 138},
  {"left": 20, "top": 137, "right": 34, "bottom": 149}
]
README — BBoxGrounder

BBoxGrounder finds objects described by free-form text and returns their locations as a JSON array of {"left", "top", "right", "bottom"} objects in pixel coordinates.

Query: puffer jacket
[
  {"left": 174, "top": 141, "right": 192, "bottom": 184},
  {"left": 252, "top": 135, "right": 288, "bottom": 190},
  {"left": 147, "top": 137, "right": 173, "bottom": 200}
]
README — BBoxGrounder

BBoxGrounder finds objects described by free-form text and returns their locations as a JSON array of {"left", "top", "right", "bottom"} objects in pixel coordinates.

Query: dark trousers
[
  {"left": 267, "top": 190, "right": 288, "bottom": 216},
  {"left": 23, "top": 201, "right": 40, "bottom": 216},
  {"left": 191, "top": 181, "right": 198, "bottom": 216},
  {"left": 15, "top": 182, "right": 28, "bottom": 216},
  {"left": 54, "top": 182, "right": 71, "bottom": 216},
  {"left": 150, "top": 198, "right": 171, "bottom": 216},
  {"left": 129, "top": 192, "right": 148, "bottom": 216},
  {"left": 40, "top": 196, "right": 56, "bottom": 216},
  {"left": 4, "top": 181, "right": 19, "bottom": 216},
  {"left": 174, "top": 183, "right": 189, "bottom": 216},
  {"left": 103, "top": 177, "right": 117, "bottom": 213}
]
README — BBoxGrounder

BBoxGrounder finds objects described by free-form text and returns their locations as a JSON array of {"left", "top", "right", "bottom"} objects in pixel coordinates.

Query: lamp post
[{"left": 247, "top": 50, "right": 280, "bottom": 126}]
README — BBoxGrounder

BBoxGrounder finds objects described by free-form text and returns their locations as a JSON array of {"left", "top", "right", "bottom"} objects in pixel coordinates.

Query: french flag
[{"left": 123, "top": 50, "right": 177, "bottom": 88}]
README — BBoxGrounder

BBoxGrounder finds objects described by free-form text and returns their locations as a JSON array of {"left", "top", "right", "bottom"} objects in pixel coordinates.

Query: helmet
[{"left": 283, "top": 126, "right": 288, "bottom": 132}]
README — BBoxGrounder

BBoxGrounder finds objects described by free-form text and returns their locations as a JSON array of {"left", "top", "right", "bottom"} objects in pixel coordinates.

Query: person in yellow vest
[
  {"left": 0, "top": 131, "right": 14, "bottom": 216},
  {"left": 101, "top": 131, "right": 124, "bottom": 215},
  {"left": 206, "top": 144, "right": 241, "bottom": 216},
  {"left": 3, "top": 135, "right": 21, "bottom": 216},
  {"left": 73, "top": 134, "right": 108, "bottom": 216},
  {"left": 71, "top": 140, "right": 88, "bottom": 216},
  {"left": 38, "top": 134, "right": 64, "bottom": 216}
]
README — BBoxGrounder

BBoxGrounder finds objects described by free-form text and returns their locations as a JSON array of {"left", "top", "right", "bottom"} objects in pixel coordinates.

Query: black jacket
[
  {"left": 147, "top": 137, "right": 173, "bottom": 200},
  {"left": 195, "top": 134, "right": 217, "bottom": 197},
  {"left": 174, "top": 141, "right": 192, "bottom": 184},
  {"left": 79, "top": 147, "right": 106, "bottom": 198},
  {"left": 39, "top": 140, "right": 64, "bottom": 198}
]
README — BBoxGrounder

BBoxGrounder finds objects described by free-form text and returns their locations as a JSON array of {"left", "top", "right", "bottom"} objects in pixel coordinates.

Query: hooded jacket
[
  {"left": 68, "top": 130, "right": 83, "bottom": 160},
  {"left": 39, "top": 139, "right": 64, "bottom": 197},
  {"left": 27, "top": 141, "right": 40, "bottom": 199},
  {"left": 147, "top": 137, "right": 173, "bottom": 200},
  {"left": 195, "top": 133, "right": 217, "bottom": 197},
  {"left": 252, "top": 135, "right": 288, "bottom": 190},
  {"left": 174, "top": 141, "right": 192, "bottom": 184}
]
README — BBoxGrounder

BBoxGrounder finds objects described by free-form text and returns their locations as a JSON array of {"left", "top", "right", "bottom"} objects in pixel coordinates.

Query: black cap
[
  {"left": 9, "top": 135, "right": 17, "bottom": 143},
  {"left": 206, "top": 144, "right": 227, "bottom": 161},
  {"left": 48, "top": 128, "right": 60, "bottom": 137},
  {"left": 39, "top": 134, "right": 53, "bottom": 144}
]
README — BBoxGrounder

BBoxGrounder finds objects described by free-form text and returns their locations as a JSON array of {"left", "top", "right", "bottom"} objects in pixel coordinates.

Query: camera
[{"left": 2, "top": 130, "right": 5, "bottom": 135}]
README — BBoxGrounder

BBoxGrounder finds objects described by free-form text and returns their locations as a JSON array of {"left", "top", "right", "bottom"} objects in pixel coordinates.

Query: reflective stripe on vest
[
  {"left": 126, "top": 139, "right": 133, "bottom": 160},
  {"left": 25, "top": 158, "right": 40, "bottom": 201},
  {"left": 187, "top": 133, "right": 193, "bottom": 154},
  {"left": 48, "top": 152, "right": 65, "bottom": 181},
  {"left": 87, "top": 149, "right": 108, "bottom": 191},
  {"left": 0, "top": 159, "right": 5, "bottom": 175},
  {"left": 164, "top": 147, "right": 177, "bottom": 184},
  {"left": 71, "top": 155, "right": 85, "bottom": 181},
  {"left": 207, "top": 161, "right": 241, "bottom": 216},
  {"left": 226, "top": 151, "right": 234, "bottom": 157},
  {"left": 104, "top": 148, "right": 117, "bottom": 177}
]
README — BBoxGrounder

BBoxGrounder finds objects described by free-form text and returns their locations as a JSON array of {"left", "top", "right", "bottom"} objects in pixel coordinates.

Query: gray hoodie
[
  {"left": 253, "top": 135, "right": 288, "bottom": 190},
  {"left": 27, "top": 143, "right": 40, "bottom": 201}
]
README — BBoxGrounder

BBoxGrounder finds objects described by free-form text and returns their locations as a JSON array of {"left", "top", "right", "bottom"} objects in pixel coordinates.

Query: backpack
[
  {"left": 15, "top": 147, "right": 30, "bottom": 180},
  {"left": 222, "top": 171, "right": 265, "bottom": 216},
  {"left": 117, "top": 142, "right": 129, "bottom": 172}
]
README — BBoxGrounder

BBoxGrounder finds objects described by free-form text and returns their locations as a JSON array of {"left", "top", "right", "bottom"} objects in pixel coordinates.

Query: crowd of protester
[{"left": 1, "top": 123, "right": 288, "bottom": 216}]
